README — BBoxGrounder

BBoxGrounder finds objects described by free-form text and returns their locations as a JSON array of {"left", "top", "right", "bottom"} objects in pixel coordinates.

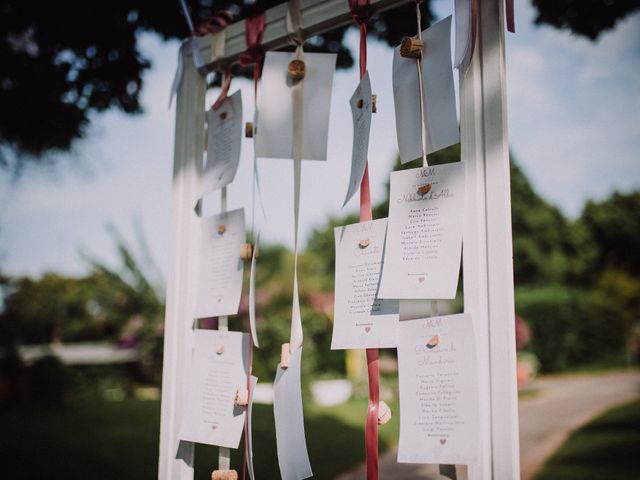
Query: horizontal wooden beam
[{"left": 194, "top": 0, "right": 415, "bottom": 72}]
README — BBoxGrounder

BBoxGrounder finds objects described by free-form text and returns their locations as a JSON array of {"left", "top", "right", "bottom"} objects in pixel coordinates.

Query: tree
[
  {"left": 2, "top": 0, "right": 637, "bottom": 171},
  {"left": 580, "top": 190, "right": 640, "bottom": 278}
]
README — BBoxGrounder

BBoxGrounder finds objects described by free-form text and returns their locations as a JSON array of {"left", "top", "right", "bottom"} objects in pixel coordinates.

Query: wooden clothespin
[
  {"left": 378, "top": 400, "right": 392, "bottom": 425},
  {"left": 211, "top": 470, "right": 238, "bottom": 480},
  {"left": 280, "top": 343, "right": 291, "bottom": 369},
  {"left": 372, "top": 94, "right": 377, "bottom": 113}
]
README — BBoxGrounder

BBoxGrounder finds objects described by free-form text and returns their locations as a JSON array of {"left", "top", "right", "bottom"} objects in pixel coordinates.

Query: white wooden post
[
  {"left": 461, "top": 0, "right": 520, "bottom": 478},
  {"left": 158, "top": 56, "right": 206, "bottom": 480},
  {"left": 158, "top": 0, "right": 520, "bottom": 478}
]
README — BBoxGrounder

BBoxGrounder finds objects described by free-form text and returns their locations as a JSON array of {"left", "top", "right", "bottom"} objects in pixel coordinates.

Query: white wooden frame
[{"left": 158, "top": 0, "right": 519, "bottom": 479}]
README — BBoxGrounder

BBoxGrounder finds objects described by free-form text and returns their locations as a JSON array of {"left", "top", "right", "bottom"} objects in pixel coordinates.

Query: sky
[{"left": 1, "top": 0, "right": 639, "bottom": 279}]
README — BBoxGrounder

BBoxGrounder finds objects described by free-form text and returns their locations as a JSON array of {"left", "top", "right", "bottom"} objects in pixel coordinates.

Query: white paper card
[
  {"left": 199, "top": 90, "right": 243, "bottom": 196},
  {"left": 195, "top": 208, "right": 245, "bottom": 318},
  {"left": 397, "top": 313, "right": 480, "bottom": 464},
  {"left": 379, "top": 163, "right": 464, "bottom": 299},
  {"left": 273, "top": 347, "right": 312, "bottom": 480},
  {"left": 343, "top": 72, "right": 373, "bottom": 206},
  {"left": 393, "top": 16, "right": 459, "bottom": 164},
  {"left": 255, "top": 51, "right": 337, "bottom": 161},
  {"left": 332, "top": 218, "right": 399, "bottom": 349},
  {"left": 179, "top": 329, "right": 249, "bottom": 448}
]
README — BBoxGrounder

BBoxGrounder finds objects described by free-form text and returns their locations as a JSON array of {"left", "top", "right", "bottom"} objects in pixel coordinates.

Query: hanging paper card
[
  {"left": 397, "top": 313, "right": 480, "bottom": 464},
  {"left": 255, "top": 51, "right": 337, "bottom": 161},
  {"left": 199, "top": 90, "right": 243, "bottom": 196},
  {"left": 343, "top": 71, "right": 373, "bottom": 206},
  {"left": 248, "top": 231, "right": 260, "bottom": 348},
  {"left": 179, "top": 329, "right": 250, "bottom": 448},
  {"left": 379, "top": 163, "right": 464, "bottom": 299},
  {"left": 273, "top": 347, "right": 313, "bottom": 480},
  {"left": 246, "top": 375, "right": 258, "bottom": 480},
  {"left": 332, "top": 218, "right": 399, "bottom": 349},
  {"left": 195, "top": 208, "right": 245, "bottom": 318},
  {"left": 393, "top": 16, "right": 459, "bottom": 164}
]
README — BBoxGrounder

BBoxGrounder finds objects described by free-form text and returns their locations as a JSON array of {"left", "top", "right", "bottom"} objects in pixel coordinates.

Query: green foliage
[{"left": 580, "top": 191, "right": 640, "bottom": 278}]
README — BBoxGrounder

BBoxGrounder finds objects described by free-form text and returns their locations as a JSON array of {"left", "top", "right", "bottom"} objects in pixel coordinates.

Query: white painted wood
[
  {"left": 158, "top": 56, "right": 206, "bottom": 480},
  {"left": 195, "top": 0, "right": 416, "bottom": 72},
  {"left": 461, "top": 0, "right": 520, "bottom": 478},
  {"left": 161, "top": 0, "right": 520, "bottom": 478}
]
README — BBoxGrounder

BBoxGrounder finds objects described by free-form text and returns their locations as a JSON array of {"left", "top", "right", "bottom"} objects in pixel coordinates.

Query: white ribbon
[
  {"left": 289, "top": 44, "right": 305, "bottom": 352},
  {"left": 287, "top": 0, "right": 305, "bottom": 353}
]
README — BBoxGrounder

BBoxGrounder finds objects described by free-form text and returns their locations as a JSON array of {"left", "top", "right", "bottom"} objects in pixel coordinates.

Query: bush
[{"left": 516, "top": 280, "right": 636, "bottom": 373}]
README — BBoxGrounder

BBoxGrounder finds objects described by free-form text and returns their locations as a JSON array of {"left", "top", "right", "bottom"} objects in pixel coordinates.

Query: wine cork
[
  {"left": 211, "top": 470, "right": 238, "bottom": 480},
  {"left": 280, "top": 343, "right": 291, "bottom": 369},
  {"left": 234, "top": 388, "right": 249, "bottom": 406},
  {"left": 378, "top": 400, "right": 392, "bottom": 425},
  {"left": 240, "top": 243, "right": 254, "bottom": 261},
  {"left": 217, "top": 225, "right": 227, "bottom": 235},
  {"left": 288, "top": 59, "right": 306, "bottom": 80},
  {"left": 418, "top": 183, "right": 432, "bottom": 195},
  {"left": 372, "top": 94, "right": 377, "bottom": 113},
  {"left": 400, "top": 36, "right": 423, "bottom": 58},
  {"left": 245, "top": 122, "right": 254, "bottom": 138}
]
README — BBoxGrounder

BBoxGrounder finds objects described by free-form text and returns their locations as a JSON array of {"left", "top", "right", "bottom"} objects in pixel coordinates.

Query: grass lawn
[
  {"left": 0, "top": 397, "right": 398, "bottom": 479},
  {"left": 534, "top": 399, "right": 640, "bottom": 480}
]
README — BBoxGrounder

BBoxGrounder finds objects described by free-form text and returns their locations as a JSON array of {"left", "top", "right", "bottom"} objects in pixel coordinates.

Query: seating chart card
[
  {"left": 392, "top": 16, "right": 459, "bottom": 164},
  {"left": 343, "top": 71, "right": 373, "bottom": 206},
  {"left": 255, "top": 51, "right": 337, "bottom": 161},
  {"left": 195, "top": 208, "right": 245, "bottom": 318},
  {"left": 379, "top": 163, "right": 464, "bottom": 300},
  {"left": 179, "top": 329, "right": 250, "bottom": 448},
  {"left": 199, "top": 90, "right": 243, "bottom": 196},
  {"left": 332, "top": 218, "right": 399, "bottom": 349},
  {"left": 397, "top": 313, "right": 480, "bottom": 464}
]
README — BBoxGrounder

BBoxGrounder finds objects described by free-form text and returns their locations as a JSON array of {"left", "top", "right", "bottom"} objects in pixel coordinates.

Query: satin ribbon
[
  {"left": 506, "top": 0, "right": 515, "bottom": 33},
  {"left": 349, "top": 2, "right": 379, "bottom": 479},
  {"left": 212, "top": 69, "right": 232, "bottom": 111},
  {"left": 239, "top": 13, "right": 267, "bottom": 83}
]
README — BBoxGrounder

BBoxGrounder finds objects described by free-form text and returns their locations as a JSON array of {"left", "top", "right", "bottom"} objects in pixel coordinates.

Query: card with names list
[
  {"left": 378, "top": 162, "right": 464, "bottom": 300},
  {"left": 195, "top": 208, "right": 245, "bottom": 318},
  {"left": 332, "top": 218, "right": 399, "bottom": 349},
  {"left": 179, "top": 329, "right": 249, "bottom": 448},
  {"left": 397, "top": 313, "right": 480, "bottom": 465}
]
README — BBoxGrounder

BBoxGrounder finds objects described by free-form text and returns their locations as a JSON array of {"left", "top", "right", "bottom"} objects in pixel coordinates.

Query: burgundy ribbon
[
  {"left": 349, "top": 2, "right": 379, "bottom": 479},
  {"left": 212, "top": 69, "right": 232, "bottom": 111},
  {"left": 239, "top": 13, "right": 267, "bottom": 82},
  {"left": 506, "top": 0, "right": 515, "bottom": 33},
  {"left": 196, "top": 9, "right": 234, "bottom": 36}
]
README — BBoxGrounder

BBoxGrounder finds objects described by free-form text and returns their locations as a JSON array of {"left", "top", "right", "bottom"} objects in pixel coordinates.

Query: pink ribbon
[
  {"left": 212, "top": 69, "right": 232, "bottom": 111},
  {"left": 349, "top": 2, "right": 378, "bottom": 478},
  {"left": 239, "top": 13, "right": 267, "bottom": 82}
]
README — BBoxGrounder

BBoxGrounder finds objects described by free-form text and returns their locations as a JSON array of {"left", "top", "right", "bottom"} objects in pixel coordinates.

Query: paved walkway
[{"left": 336, "top": 370, "right": 640, "bottom": 480}]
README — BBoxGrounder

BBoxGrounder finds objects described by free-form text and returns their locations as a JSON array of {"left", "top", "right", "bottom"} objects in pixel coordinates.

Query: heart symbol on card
[
  {"left": 440, "top": 438, "right": 447, "bottom": 445},
  {"left": 365, "top": 327, "right": 371, "bottom": 333},
  {"left": 418, "top": 276, "right": 425, "bottom": 283}
]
